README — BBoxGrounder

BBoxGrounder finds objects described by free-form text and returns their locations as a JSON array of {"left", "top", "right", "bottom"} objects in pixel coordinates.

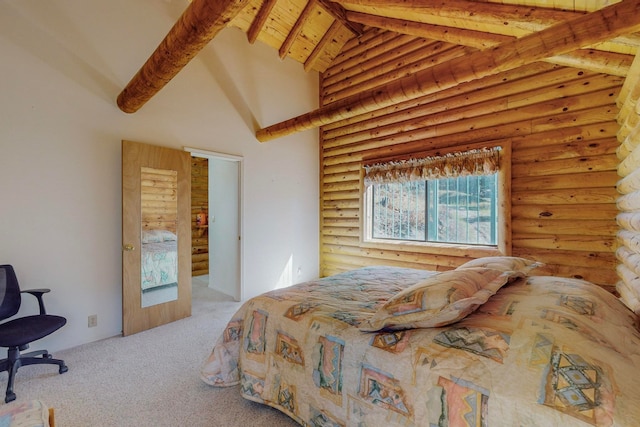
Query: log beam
[
  {"left": 317, "top": 0, "right": 364, "bottom": 36},
  {"left": 346, "top": 11, "right": 632, "bottom": 77},
  {"left": 256, "top": 0, "right": 640, "bottom": 142},
  {"left": 279, "top": 0, "right": 317, "bottom": 60},
  {"left": 346, "top": 10, "right": 507, "bottom": 50},
  {"left": 247, "top": 0, "right": 278, "bottom": 44},
  {"left": 304, "top": 20, "right": 342, "bottom": 72},
  {"left": 117, "top": 0, "right": 249, "bottom": 114},
  {"left": 336, "top": 0, "right": 640, "bottom": 49}
]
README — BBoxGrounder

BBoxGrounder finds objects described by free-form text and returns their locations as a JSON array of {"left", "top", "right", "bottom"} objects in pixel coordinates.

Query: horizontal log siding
[
  {"left": 141, "top": 167, "right": 178, "bottom": 233},
  {"left": 615, "top": 51, "right": 640, "bottom": 312},
  {"left": 191, "top": 157, "right": 209, "bottom": 277},
  {"left": 320, "top": 29, "right": 623, "bottom": 290}
]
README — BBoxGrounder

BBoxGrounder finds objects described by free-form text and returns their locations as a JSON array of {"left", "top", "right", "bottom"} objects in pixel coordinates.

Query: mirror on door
[{"left": 140, "top": 166, "right": 179, "bottom": 308}]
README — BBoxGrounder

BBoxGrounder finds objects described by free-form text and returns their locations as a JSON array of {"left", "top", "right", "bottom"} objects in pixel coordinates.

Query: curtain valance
[{"left": 363, "top": 147, "right": 501, "bottom": 186}]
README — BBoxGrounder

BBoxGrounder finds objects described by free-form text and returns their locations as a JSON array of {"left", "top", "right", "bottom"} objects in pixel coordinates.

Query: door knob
[{"left": 123, "top": 244, "right": 135, "bottom": 251}]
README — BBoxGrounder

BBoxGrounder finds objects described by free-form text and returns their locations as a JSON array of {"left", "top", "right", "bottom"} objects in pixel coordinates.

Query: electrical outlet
[{"left": 88, "top": 314, "right": 98, "bottom": 328}]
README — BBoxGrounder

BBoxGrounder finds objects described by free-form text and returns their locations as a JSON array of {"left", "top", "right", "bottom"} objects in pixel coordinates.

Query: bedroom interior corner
[{"left": 0, "top": 277, "right": 296, "bottom": 426}]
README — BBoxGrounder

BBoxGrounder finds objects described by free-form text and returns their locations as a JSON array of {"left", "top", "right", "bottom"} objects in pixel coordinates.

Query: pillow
[
  {"left": 141, "top": 230, "right": 177, "bottom": 243},
  {"left": 455, "top": 256, "right": 542, "bottom": 275},
  {"left": 141, "top": 230, "right": 163, "bottom": 244},
  {"left": 156, "top": 230, "right": 177, "bottom": 241},
  {"left": 359, "top": 267, "right": 522, "bottom": 332}
]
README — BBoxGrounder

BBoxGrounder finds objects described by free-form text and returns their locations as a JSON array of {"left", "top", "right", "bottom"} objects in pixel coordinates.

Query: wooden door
[{"left": 122, "top": 140, "right": 191, "bottom": 336}]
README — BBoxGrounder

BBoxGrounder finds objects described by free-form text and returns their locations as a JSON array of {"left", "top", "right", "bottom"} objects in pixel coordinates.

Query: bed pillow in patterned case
[
  {"left": 141, "top": 230, "right": 164, "bottom": 244},
  {"left": 455, "top": 256, "right": 542, "bottom": 275},
  {"left": 359, "top": 267, "right": 523, "bottom": 332},
  {"left": 156, "top": 230, "right": 177, "bottom": 241}
]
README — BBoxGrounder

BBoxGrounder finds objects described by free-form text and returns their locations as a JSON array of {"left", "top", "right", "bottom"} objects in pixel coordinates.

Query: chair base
[{"left": 0, "top": 347, "right": 68, "bottom": 403}]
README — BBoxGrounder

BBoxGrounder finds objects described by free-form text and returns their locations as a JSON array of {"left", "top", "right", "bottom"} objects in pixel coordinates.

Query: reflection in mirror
[{"left": 140, "top": 167, "right": 178, "bottom": 308}]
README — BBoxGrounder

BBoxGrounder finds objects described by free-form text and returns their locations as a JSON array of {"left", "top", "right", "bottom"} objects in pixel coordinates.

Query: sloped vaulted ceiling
[{"left": 116, "top": 0, "right": 640, "bottom": 141}]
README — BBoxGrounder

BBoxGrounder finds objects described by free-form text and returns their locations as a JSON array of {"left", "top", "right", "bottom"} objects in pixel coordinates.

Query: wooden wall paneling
[
  {"left": 617, "top": 166, "right": 640, "bottom": 194},
  {"left": 617, "top": 51, "right": 640, "bottom": 125},
  {"left": 259, "top": 1, "right": 640, "bottom": 141},
  {"left": 322, "top": 28, "right": 396, "bottom": 82},
  {"left": 321, "top": 105, "right": 618, "bottom": 170},
  {"left": 344, "top": 11, "right": 633, "bottom": 78},
  {"left": 191, "top": 157, "right": 209, "bottom": 276},
  {"left": 321, "top": 62, "right": 562, "bottom": 135},
  {"left": 319, "top": 30, "right": 623, "bottom": 289},
  {"left": 324, "top": 33, "right": 418, "bottom": 87},
  {"left": 618, "top": 133, "right": 640, "bottom": 176},
  {"left": 616, "top": 212, "right": 640, "bottom": 232},
  {"left": 325, "top": 43, "right": 474, "bottom": 103},
  {"left": 322, "top": 67, "right": 619, "bottom": 142},
  {"left": 618, "top": 124, "right": 640, "bottom": 159},
  {"left": 323, "top": 86, "right": 620, "bottom": 150},
  {"left": 511, "top": 171, "right": 619, "bottom": 192},
  {"left": 141, "top": 167, "right": 178, "bottom": 233},
  {"left": 617, "top": 263, "right": 640, "bottom": 294},
  {"left": 617, "top": 189, "right": 640, "bottom": 211},
  {"left": 512, "top": 203, "right": 619, "bottom": 220},
  {"left": 510, "top": 233, "right": 616, "bottom": 253}
]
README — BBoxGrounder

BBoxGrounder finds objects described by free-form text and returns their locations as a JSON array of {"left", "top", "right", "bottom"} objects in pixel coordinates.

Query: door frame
[{"left": 185, "top": 147, "right": 244, "bottom": 301}]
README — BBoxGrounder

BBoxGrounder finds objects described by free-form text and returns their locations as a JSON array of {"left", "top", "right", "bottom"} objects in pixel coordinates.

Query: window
[
  {"left": 363, "top": 147, "right": 504, "bottom": 248},
  {"left": 369, "top": 174, "right": 497, "bottom": 245}
]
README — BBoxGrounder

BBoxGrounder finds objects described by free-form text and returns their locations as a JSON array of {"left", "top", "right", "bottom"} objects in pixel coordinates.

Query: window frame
[{"left": 360, "top": 143, "right": 511, "bottom": 257}]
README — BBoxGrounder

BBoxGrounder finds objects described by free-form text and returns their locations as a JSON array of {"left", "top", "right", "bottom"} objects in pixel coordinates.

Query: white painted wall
[
  {"left": 0, "top": 0, "right": 319, "bottom": 354},
  {"left": 209, "top": 157, "right": 241, "bottom": 300}
]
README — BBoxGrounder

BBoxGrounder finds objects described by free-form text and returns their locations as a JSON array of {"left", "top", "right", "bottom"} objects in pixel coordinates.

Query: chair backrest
[{"left": 0, "top": 265, "right": 22, "bottom": 320}]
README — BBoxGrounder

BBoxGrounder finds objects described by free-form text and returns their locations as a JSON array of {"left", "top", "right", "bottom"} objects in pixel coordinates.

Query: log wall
[
  {"left": 615, "top": 52, "right": 640, "bottom": 312},
  {"left": 320, "top": 28, "right": 623, "bottom": 291},
  {"left": 141, "top": 167, "right": 178, "bottom": 233},
  {"left": 191, "top": 157, "right": 209, "bottom": 277}
]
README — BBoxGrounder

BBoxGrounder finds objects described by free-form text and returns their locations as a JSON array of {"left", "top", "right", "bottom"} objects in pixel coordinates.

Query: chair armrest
[{"left": 21, "top": 289, "right": 51, "bottom": 315}]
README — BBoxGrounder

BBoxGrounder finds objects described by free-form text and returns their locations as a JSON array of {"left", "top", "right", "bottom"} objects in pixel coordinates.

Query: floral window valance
[{"left": 363, "top": 147, "right": 501, "bottom": 186}]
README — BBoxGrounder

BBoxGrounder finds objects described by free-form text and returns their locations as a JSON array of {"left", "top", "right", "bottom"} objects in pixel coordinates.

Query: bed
[
  {"left": 140, "top": 229, "right": 178, "bottom": 306},
  {"left": 201, "top": 257, "right": 640, "bottom": 426}
]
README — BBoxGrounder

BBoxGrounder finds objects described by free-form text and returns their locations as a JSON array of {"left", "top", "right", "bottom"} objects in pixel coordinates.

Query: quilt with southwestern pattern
[{"left": 201, "top": 266, "right": 640, "bottom": 426}]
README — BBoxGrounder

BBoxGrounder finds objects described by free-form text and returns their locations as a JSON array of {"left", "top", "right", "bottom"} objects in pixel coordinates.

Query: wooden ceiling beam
[
  {"left": 337, "top": 0, "right": 639, "bottom": 49},
  {"left": 347, "top": 11, "right": 505, "bottom": 50},
  {"left": 255, "top": 0, "right": 640, "bottom": 141},
  {"left": 347, "top": 11, "right": 632, "bottom": 77},
  {"left": 279, "top": 0, "right": 317, "bottom": 60},
  {"left": 247, "top": 0, "right": 278, "bottom": 44},
  {"left": 116, "top": 0, "right": 249, "bottom": 114},
  {"left": 304, "top": 20, "right": 342, "bottom": 72},
  {"left": 336, "top": 0, "right": 590, "bottom": 31},
  {"left": 317, "top": 0, "right": 363, "bottom": 36}
]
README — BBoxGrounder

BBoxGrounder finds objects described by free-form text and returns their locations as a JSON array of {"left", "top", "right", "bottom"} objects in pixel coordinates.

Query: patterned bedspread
[
  {"left": 141, "top": 240, "right": 177, "bottom": 291},
  {"left": 201, "top": 266, "right": 640, "bottom": 426}
]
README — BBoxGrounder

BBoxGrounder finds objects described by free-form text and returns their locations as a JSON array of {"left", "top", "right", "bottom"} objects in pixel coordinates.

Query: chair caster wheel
[
  {"left": 59, "top": 365, "right": 68, "bottom": 374},
  {"left": 5, "top": 392, "right": 16, "bottom": 403}
]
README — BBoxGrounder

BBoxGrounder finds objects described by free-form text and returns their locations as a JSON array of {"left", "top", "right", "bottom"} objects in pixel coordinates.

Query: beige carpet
[{"left": 0, "top": 278, "right": 298, "bottom": 426}]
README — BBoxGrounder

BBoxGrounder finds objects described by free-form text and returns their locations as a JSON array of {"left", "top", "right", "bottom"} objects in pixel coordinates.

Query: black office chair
[{"left": 0, "top": 265, "right": 68, "bottom": 402}]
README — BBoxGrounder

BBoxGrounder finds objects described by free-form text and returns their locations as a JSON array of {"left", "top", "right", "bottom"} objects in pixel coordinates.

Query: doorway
[{"left": 187, "top": 148, "right": 243, "bottom": 302}]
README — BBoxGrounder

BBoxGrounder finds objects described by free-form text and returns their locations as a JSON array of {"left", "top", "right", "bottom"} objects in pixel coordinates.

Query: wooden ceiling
[
  {"left": 117, "top": 0, "right": 640, "bottom": 140},
  {"left": 229, "top": 0, "right": 639, "bottom": 75}
]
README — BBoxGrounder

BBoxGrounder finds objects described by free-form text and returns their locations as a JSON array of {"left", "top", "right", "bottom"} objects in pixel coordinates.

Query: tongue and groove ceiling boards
[{"left": 117, "top": 0, "right": 640, "bottom": 141}]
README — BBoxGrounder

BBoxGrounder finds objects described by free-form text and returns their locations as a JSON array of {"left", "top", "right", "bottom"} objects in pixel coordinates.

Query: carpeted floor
[{"left": 0, "top": 277, "right": 299, "bottom": 426}]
